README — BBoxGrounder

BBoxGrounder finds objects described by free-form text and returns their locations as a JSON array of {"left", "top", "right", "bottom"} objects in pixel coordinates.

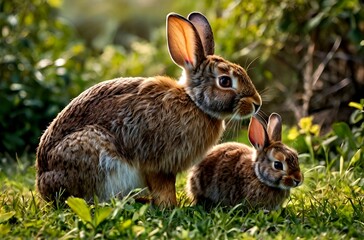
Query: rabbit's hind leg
[{"left": 37, "top": 125, "right": 143, "bottom": 202}]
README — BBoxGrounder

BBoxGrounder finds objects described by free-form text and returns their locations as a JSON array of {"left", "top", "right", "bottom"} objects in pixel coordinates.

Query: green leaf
[
  {"left": 120, "top": 219, "right": 132, "bottom": 231},
  {"left": 306, "top": 12, "right": 326, "bottom": 31},
  {"left": 298, "top": 153, "right": 311, "bottom": 160},
  {"left": 339, "top": 155, "right": 344, "bottom": 175},
  {"left": 132, "top": 225, "right": 145, "bottom": 237},
  {"left": 322, "top": 135, "right": 338, "bottom": 147},
  {"left": 349, "top": 149, "right": 362, "bottom": 168},
  {"left": 94, "top": 207, "right": 113, "bottom": 227},
  {"left": 0, "top": 224, "right": 11, "bottom": 235},
  {"left": 0, "top": 212, "right": 15, "bottom": 223},
  {"left": 350, "top": 109, "right": 363, "bottom": 124},
  {"left": 47, "top": 0, "right": 63, "bottom": 8},
  {"left": 132, "top": 204, "right": 149, "bottom": 221},
  {"left": 332, "top": 122, "right": 357, "bottom": 149},
  {"left": 66, "top": 197, "right": 92, "bottom": 223},
  {"left": 139, "top": 204, "right": 149, "bottom": 216}
]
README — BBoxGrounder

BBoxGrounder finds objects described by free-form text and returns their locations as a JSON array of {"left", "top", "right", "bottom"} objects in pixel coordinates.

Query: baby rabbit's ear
[
  {"left": 167, "top": 13, "right": 205, "bottom": 70},
  {"left": 187, "top": 12, "right": 214, "bottom": 56},
  {"left": 249, "top": 116, "right": 268, "bottom": 150},
  {"left": 267, "top": 113, "right": 282, "bottom": 142}
]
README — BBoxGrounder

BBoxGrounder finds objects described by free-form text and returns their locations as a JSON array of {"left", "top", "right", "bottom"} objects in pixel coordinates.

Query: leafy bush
[
  {"left": 202, "top": 0, "right": 363, "bottom": 125},
  {"left": 0, "top": 0, "right": 96, "bottom": 155},
  {"left": 1, "top": 0, "right": 362, "bottom": 158},
  {"left": 0, "top": 0, "right": 178, "bottom": 157}
]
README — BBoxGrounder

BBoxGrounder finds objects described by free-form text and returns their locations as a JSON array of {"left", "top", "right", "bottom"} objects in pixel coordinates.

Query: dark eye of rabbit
[
  {"left": 218, "top": 76, "right": 232, "bottom": 88},
  {"left": 273, "top": 161, "right": 284, "bottom": 170}
]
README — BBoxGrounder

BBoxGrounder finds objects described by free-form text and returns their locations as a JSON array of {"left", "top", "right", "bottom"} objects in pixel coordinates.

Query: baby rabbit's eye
[
  {"left": 273, "top": 161, "right": 284, "bottom": 170},
  {"left": 218, "top": 76, "right": 232, "bottom": 88}
]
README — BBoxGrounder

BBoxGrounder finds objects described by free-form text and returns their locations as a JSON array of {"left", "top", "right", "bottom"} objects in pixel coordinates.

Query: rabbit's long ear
[
  {"left": 267, "top": 113, "right": 282, "bottom": 142},
  {"left": 187, "top": 12, "right": 214, "bottom": 56},
  {"left": 248, "top": 116, "right": 269, "bottom": 150},
  {"left": 167, "top": 13, "right": 205, "bottom": 70}
]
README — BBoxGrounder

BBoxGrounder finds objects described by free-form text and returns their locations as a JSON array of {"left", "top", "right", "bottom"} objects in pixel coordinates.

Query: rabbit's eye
[
  {"left": 218, "top": 76, "right": 232, "bottom": 88},
  {"left": 273, "top": 161, "right": 284, "bottom": 170}
]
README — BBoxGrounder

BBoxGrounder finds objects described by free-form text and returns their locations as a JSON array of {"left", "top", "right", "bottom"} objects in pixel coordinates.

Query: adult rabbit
[{"left": 36, "top": 12, "right": 262, "bottom": 207}]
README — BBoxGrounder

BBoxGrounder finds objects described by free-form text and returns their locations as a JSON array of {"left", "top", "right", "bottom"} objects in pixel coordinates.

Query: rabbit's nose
[{"left": 293, "top": 179, "right": 301, "bottom": 186}]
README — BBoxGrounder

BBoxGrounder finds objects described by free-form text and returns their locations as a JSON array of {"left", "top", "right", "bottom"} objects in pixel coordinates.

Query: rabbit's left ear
[
  {"left": 267, "top": 113, "right": 282, "bottom": 142},
  {"left": 167, "top": 13, "right": 205, "bottom": 70},
  {"left": 249, "top": 116, "right": 269, "bottom": 149},
  {"left": 188, "top": 12, "right": 214, "bottom": 56}
]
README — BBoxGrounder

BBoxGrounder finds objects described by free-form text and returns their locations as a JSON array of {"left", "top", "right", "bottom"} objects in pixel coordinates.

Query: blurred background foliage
[{"left": 0, "top": 0, "right": 363, "bottom": 157}]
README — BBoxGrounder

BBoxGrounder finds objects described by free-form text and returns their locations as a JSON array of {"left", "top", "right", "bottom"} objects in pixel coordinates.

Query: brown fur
[
  {"left": 187, "top": 114, "right": 303, "bottom": 210},
  {"left": 36, "top": 77, "right": 224, "bottom": 201},
  {"left": 36, "top": 12, "right": 262, "bottom": 206}
]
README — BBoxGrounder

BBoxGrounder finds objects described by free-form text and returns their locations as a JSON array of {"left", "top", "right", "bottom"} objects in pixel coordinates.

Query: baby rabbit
[
  {"left": 187, "top": 113, "right": 303, "bottom": 210},
  {"left": 36, "top": 12, "right": 262, "bottom": 207}
]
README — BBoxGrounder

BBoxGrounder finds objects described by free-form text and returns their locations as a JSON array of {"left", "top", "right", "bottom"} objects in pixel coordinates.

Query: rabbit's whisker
[
  {"left": 245, "top": 56, "right": 260, "bottom": 73},
  {"left": 225, "top": 113, "right": 238, "bottom": 129}
]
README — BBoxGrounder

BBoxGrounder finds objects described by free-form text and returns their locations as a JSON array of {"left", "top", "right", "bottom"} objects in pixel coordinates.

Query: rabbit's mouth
[
  {"left": 277, "top": 176, "right": 303, "bottom": 190},
  {"left": 232, "top": 96, "right": 262, "bottom": 120}
]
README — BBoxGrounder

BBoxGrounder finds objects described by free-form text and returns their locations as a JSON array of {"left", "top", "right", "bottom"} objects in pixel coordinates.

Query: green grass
[
  {"left": 1, "top": 104, "right": 364, "bottom": 239},
  {"left": 1, "top": 155, "right": 363, "bottom": 239}
]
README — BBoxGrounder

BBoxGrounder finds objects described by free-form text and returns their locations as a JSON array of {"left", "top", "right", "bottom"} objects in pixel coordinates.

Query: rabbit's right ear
[
  {"left": 187, "top": 12, "right": 214, "bottom": 56},
  {"left": 248, "top": 116, "right": 269, "bottom": 150},
  {"left": 167, "top": 13, "right": 205, "bottom": 70},
  {"left": 267, "top": 113, "right": 282, "bottom": 142}
]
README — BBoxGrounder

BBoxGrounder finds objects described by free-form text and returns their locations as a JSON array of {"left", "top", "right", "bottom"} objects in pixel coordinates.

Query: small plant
[
  {"left": 63, "top": 190, "right": 151, "bottom": 238},
  {"left": 66, "top": 197, "right": 113, "bottom": 231},
  {"left": 287, "top": 99, "right": 363, "bottom": 174},
  {"left": 287, "top": 115, "right": 321, "bottom": 163}
]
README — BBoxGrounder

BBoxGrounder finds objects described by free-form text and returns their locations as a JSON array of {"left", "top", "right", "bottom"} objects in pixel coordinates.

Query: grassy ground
[{"left": 0, "top": 153, "right": 363, "bottom": 239}]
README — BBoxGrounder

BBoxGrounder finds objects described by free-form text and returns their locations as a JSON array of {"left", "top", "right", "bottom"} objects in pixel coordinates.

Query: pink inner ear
[
  {"left": 167, "top": 15, "right": 199, "bottom": 68},
  {"left": 185, "top": 59, "right": 192, "bottom": 65},
  {"left": 248, "top": 117, "right": 266, "bottom": 149}
]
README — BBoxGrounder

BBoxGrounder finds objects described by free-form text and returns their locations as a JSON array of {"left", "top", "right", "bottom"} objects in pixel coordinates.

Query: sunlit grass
[
  {"left": 1, "top": 156, "right": 363, "bottom": 239},
  {"left": 2, "top": 102, "right": 364, "bottom": 238}
]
